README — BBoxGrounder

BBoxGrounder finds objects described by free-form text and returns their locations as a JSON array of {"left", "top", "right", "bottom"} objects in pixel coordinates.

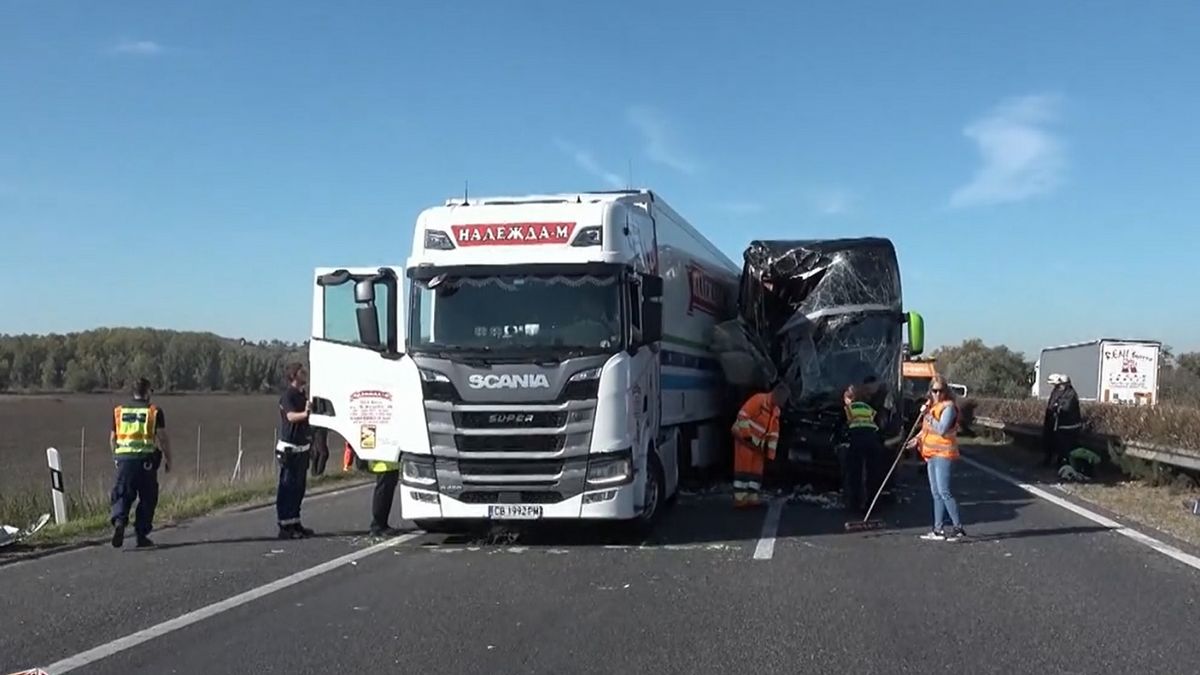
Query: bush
[{"left": 972, "top": 397, "right": 1200, "bottom": 451}]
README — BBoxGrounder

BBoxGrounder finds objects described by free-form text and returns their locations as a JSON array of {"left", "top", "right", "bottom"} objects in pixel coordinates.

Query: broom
[{"left": 844, "top": 407, "right": 926, "bottom": 532}]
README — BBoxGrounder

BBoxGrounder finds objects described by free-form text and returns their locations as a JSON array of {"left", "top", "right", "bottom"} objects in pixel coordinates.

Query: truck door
[{"left": 309, "top": 267, "right": 427, "bottom": 466}]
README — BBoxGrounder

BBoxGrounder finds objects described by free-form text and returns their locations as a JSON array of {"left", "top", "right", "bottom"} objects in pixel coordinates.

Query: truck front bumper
[{"left": 399, "top": 482, "right": 640, "bottom": 521}]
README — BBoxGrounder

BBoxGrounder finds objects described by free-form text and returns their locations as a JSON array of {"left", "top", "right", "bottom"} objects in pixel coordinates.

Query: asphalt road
[{"left": 4, "top": 450, "right": 1200, "bottom": 675}]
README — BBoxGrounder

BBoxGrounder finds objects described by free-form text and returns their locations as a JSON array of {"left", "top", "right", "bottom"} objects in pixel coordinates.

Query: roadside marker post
[
  {"left": 46, "top": 447, "right": 69, "bottom": 524},
  {"left": 230, "top": 425, "right": 244, "bottom": 483}
]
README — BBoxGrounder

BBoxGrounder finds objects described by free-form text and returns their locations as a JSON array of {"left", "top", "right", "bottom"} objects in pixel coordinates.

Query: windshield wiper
[{"left": 413, "top": 345, "right": 495, "bottom": 367}]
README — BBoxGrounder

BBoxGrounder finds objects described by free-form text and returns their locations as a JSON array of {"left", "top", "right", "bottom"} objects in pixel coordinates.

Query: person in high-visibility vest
[
  {"left": 731, "top": 382, "right": 789, "bottom": 508},
  {"left": 906, "top": 376, "right": 967, "bottom": 541},
  {"left": 108, "top": 377, "right": 173, "bottom": 548},
  {"left": 368, "top": 448, "right": 402, "bottom": 537},
  {"left": 840, "top": 384, "right": 884, "bottom": 513}
]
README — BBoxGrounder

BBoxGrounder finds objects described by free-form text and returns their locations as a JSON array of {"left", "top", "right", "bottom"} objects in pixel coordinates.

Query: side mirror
[
  {"left": 642, "top": 297, "right": 663, "bottom": 345},
  {"left": 354, "top": 280, "right": 376, "bottom": 304},
  {"left": 642, "top": 275, "right": 664, "bottom": 300},
  {"left": 356, "top": 305, "right": 382, "bottom": 348},
  {"left": 906, "top": 311, "right": 925, "bottom": 357}
]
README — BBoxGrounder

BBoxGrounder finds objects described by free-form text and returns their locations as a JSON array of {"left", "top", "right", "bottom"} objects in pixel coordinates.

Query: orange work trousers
[{"left": 732, "top": 439, "right": 767, "bottom": 508}]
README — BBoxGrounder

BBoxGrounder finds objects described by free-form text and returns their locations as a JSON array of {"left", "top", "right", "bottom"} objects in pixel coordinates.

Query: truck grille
[
  {"left": 422, "top": 378, "right": 599, "bottom": 404},
  {"left": 454, "top": 411, "right": 568, "bottom": 429},
  {"left": 456, "top": 435, "right": 564, "bottom": 454},
  {"left": 457, "top": 491, "right": 565, "bottom": 504}
]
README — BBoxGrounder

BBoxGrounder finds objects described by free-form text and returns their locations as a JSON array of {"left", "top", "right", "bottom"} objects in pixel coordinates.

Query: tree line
[
  {"left": 0, "top": 328, "right": 307, "bottom": 393},
  {"left": 932, "top": 338, "right": 1200, "bottom": 405},
  {"left": 3, "top": 328, "right": 1198, "bottom": 404}
]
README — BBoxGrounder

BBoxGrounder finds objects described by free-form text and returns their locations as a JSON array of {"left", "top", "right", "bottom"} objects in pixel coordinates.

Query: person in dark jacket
[{"left": 1044, "top": 374, "right": 1082, "bottom": 467}]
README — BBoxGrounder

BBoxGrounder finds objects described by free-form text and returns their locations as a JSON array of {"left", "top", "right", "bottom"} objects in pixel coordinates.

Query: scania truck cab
[{"left": 307, "top": 190, "right": 739, "bottom": 530}]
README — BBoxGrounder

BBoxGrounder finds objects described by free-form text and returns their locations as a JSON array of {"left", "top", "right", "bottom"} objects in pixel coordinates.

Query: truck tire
[{"left": 628, "top": 450, "right": 665, "bottom": 536}]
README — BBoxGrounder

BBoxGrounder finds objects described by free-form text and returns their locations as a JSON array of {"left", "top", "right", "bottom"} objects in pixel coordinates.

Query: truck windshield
[
  {"left": 903, "top": 377, "right": 932, "bottom": 398},
  {"left": 409, "top": 273, "right": 623, "bottom": 354}
]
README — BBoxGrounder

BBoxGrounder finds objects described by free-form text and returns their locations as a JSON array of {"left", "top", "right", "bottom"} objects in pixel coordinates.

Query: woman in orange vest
[{"left": 906, "top": 376, "right": 966, "bottom": 541}]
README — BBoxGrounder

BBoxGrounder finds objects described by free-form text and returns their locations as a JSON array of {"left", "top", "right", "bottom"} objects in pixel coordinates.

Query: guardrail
[{"left": 973, "top": 415, "right": 1200, "bottom": 473}]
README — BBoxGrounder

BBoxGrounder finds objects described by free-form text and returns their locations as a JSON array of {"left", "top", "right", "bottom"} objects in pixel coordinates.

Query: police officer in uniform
[
  {"left": 276, "top": 363, "right": 315, "bottom": 539},
  {"left": 109, "top": 378, "right": 172, "bottom": 548},
  {"left": 841, "top": 384, "right": 884, "bottom": 513}
]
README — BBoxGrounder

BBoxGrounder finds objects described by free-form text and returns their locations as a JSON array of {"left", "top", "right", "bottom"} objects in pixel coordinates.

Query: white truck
[
  {"left": 307, "top": 190, "right": 740, "bottom": 531},
  {"left": 1031, "top": 338, "right": 1162, "bottom": 405}
]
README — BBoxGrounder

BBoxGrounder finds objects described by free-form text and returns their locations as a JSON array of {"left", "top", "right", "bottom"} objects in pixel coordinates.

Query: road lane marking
[
  {"left": 961, "top": 456, "right": 1200, "bottom": 574},
  {"left": 752, "top": 498, "right": 784, "bottom": 560},
  {"left": 40, "top": 533, "right": 420, "bottom": 674}
]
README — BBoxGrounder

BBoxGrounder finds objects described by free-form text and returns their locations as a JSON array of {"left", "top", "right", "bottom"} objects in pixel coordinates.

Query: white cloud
[
  {"left": 626, "top": 105, "right": 700, "bottom": 174},
  {"left": 553, "top": 138, "right": 624, "bottom": 188},
  {"left": 808, "top": 188, "right": 855, "bottom": 216},
  {"left": 111, "top": 39, "right": 164, "bottom": 56},
  {"left": 949, "top": 94, "right": 1066, "bottom": 208}
]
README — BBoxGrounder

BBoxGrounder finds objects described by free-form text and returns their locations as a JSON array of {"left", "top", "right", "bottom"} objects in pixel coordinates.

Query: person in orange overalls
[{"left": 731, "top": 382, "right": 790, "bottom": 508}]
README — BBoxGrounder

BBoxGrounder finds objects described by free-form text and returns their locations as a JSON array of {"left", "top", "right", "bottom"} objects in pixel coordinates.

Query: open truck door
[{"left": 309, "top": 266, "right": 429, "bottom": 469}]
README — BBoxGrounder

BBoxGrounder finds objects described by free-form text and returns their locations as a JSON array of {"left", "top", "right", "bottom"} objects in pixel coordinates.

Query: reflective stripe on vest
[
  {"left": 114, "top": 404, "right": 157, "bottom": 456},
  {"left": 920, "top": 401, "right": 959, "bottom": 460},
  {"left": 846, "top": 401, "right": 878, "bottom": 430}
]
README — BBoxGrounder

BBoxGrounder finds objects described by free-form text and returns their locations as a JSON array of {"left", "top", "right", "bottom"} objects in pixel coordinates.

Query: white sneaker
[{"left": 919, "top": 529, "right": 946, "bottom": 541}]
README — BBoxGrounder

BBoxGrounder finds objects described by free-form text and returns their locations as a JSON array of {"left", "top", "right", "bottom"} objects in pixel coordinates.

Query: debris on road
[{"left": 788, "top": 488, "right": 843, "bottom": 509}]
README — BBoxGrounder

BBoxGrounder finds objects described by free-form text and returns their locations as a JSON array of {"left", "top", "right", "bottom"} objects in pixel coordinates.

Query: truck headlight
[
  {"left": 569, "top": 367, "right": 603, "bottom": 382},
  {"left": 419, "top": 369, "right": 450, "bottom": 383},
  {"left": 401, "top": 455, "right": 437, "bottom": 487},
  {"left": 586, "top": 451, "right": 632, "bottom": 486}
]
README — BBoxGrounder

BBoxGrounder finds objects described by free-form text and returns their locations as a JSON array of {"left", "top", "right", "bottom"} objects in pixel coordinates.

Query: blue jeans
[{"left": 926, "top": 456, "right": 961, "bottom": 530}]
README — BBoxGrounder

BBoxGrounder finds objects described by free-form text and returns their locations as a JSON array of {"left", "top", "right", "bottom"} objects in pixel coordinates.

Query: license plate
[{"left": 487, "top": 505, "right": 543, "bottom": 520}]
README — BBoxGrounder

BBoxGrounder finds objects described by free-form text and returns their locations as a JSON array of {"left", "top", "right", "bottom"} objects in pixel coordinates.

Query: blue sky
[{"left": 3, "top": 1, "right": 1198, "bottom": 357}]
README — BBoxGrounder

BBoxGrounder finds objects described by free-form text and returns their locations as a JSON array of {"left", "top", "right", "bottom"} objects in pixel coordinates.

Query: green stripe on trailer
[{"left": 662, "top": 334, "right": 712, "bottom": 352}]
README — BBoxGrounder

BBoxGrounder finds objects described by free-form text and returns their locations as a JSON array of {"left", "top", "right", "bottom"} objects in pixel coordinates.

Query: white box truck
[
  {"left": 306, "top": 190, "right": 739, "bottom": 531},
  {"left": 1032, "top": 339, "right": 1161, "bottom": 405}
]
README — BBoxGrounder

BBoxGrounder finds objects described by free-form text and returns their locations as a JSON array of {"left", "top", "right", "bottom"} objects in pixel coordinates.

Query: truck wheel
[{"left": 632, "top": 452, "right": 665, "bottom": 534}]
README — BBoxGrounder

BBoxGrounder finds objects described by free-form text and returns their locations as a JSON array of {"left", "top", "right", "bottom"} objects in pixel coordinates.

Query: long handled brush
[{"left": 844, "top": 411, "right": 925, "bottom": 532}]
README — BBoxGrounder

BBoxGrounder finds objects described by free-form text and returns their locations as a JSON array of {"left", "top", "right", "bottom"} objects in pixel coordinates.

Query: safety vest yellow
[
  {"left": 369, "top": 460, "right": 399, "bottom": 473},
  {"left": 113, "top": 404, "right": 158, "bottom": 456},
  {"left": 846, "top": 401, "right": 878, "bottom": 431}
]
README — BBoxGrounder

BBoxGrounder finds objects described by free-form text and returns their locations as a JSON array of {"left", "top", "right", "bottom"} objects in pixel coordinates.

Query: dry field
[{"left": 0, "top": 393, "right": 336, "bottom": 499}]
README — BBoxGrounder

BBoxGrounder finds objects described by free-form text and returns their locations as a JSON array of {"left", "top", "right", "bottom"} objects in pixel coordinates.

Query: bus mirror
[{"left": 906, "top": 311, "right": 925, "bottom": 357}]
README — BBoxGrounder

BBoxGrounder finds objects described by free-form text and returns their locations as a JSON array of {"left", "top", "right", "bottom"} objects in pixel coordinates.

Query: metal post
[
  {"left": 230, "top": 425, "right": 244, "bottom": 483},
  {"left": 47, "top": 447, "right": 68, "bottom": 524}
]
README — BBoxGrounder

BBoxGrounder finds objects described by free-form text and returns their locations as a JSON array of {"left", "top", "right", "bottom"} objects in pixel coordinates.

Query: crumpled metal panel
[{"left": 727, "top": 238, "right": 904, "bottom": 419}]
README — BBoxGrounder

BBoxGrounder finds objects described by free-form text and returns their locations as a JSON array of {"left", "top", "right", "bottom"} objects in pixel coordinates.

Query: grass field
[{"left": 0, "top": 393, "right": 348, "bottom": 529}]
